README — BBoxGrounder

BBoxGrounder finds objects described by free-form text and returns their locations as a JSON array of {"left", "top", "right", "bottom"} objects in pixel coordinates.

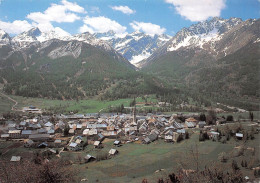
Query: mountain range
[
  {"left": 1, "top": 27, "right": 171, "bottom": 67},
  {"left": 0, "top": 17, "right": 259, "bottom": 110}
]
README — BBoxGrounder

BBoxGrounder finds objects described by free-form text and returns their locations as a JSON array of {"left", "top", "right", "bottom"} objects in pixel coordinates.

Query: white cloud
[
  {"left": 111, "top": 5, "right": 135, "bottom": 15},
  {"left": 79, "top": 16, "right": 127, "bottom": 35},
  {"left": 0, "top": 20, "right": 33, "bottom": 34},
  {"left": 130, "top": 21, "right": 166, "bottom": 35},
  {"left": 165, "top": 0, "right": 226, "bottom": 21},
  {"left": 0, "top": 0, "right": 3, "bottom": 5},
  {"left": 27, "top": 0, "right": 85, "bottom": 31}
]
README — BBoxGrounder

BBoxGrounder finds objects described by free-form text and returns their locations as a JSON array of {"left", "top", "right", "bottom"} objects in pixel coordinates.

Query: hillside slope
[{"left": 142, "top": 18, "right": 260, "bottom": 110}]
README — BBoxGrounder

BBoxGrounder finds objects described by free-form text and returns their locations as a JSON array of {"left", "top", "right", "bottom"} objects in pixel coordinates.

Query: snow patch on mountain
[{"left": 130, "top": 51, "right": 151, "bottom": 65}]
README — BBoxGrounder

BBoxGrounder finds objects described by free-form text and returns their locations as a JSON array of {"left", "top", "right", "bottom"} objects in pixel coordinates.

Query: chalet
[
  {"left": 38, "top": 128, "right": 47, "bottom": 134},
  {"left": 8, "top": 130, "right": 21, "bottom": 139},
  {"left": 56, "top": 121, "right": 65, "bottom": 128},
  {"left": 102, "top": 131, "right": 117, "bottom": 138},
  {"left": 24, "top": 139, "right": 34, "bottom": 148},
  {"left": 143, "top": 133, "right": 158, "bottom": 144},
  {"left": 185, "top": 121, "right": 196, "bottom": 128},
  {"left": 54, "top": 139, "right": 62, "bottom": 144},
  {"left": 69, "top": 129, "right": 75, "bottom": 136},
  {"left": 208, "top": 131, "right": 220, "bottom": 141},
  {"left": 21, "top": 130, "right": 32, "bottom": 138},
  {"left": 1, "top": 134, "right": 9, "bottom": 139},
  {"left": 28, "top": 124, "right": 41, "bottom": 130},
  {"left": 82, "top": 129, "right": 89, "bottom": 136},
  {"left": 143, "top": 137, "right": 151, "bottom": 144},
  {"left": 114, "top": 140, "right": 121, "bottom": 146},
  {"left": 185, "top": 117, "right": 198, "bottom": 123},
  {"left": 107, "top": 126, "right": 115, "bottom": 131},
  {"left": 216, "top": 118, "right": 226, "bottom": 125},
  {"left": 164, "top": 129, "right": 174, "bottom": 142},
  {"left": 47, "top": 129, "right": 55, "bottom": 135},
  {"left": 10, "top": 156, "right": 21, "bottom": 162},
  {"left": 19, "top": 121, "right": 27, "bottom": 128},
  {"left": 236, "top": 133, "right": 243, "bottom": 140},
  {"left": 8, "top": 123, "right": 16, "bottom": 130},
  {"left": 139, "top": 123, "right": 148, "bottom": 134},
  {"left": 44, "top": 122, "right": 53, "bottom": 127},
  {"left": 89, "top": 129, "right": 98, "bottom": 136},
  {"left": 96, "top": 124, "right": 107, "bottom": 130},
  {"left": 23, "top": 106, "right": 41, "bottom": 113},
  {"left": 75, "top": 124, "right": 82, "bottom": 134},
  {"left": 197, "top": 121, "right": 206, "bottom": 128},
  {"left": 54, "top": 127, "right": 63, "bottom": 133},
  {"left": 69, "top": 142, "right": 82, "bottom": 151},
  {"left": 165, "top": 134, "right": 173, "bottom": 142},
  {"left": 86, "top": 124, "right": 97, "bottom": 129},
  {"left": 84, "top": 154, "right": 96, "bottom": 163},
  {"left": 116, "top": 129, "right": 124, "bottom": 137},
  {"left": 129, "top": 131, "right": 137, "bottom": 136},
  {"left": 172, "top": 122, "right": 183, "bottom": 129},
  {"left": 93, "top": 141, "right": 102, "bottom": 148},
  {"left": 29, "top": 134, "right": 51, "bottom": 141},
  {"left": 96, "top": 133, "right": 105, "bottom": 141},
  {"left": 173, "top": 132, "right": 180, "bottom": 142},
  {"left": 38, "top": 142, "right": 48, "bottom": 148},
  {"left": 177, "top": 129, "right": 186, "bottom": 134},
  {"left": 109, "top": 149, "right": 118, "bottom": 156},
  {"left": 75, "top": 138, "right": 82, "bottom": 144},
  {"left": 44, "top": 148, "right": 57, "bottom": 154}
]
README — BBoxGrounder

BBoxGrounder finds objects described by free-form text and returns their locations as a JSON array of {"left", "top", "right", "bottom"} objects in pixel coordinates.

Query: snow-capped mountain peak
[
  {"left": 167, "top": 17, "right": 243, "bottom": 52},
  {"left": 37, "top": 27, "right": 71, "bottom": 42},
  {"left": 94, "top": 31, "right": 117, "bottom": 41},
  {"left": 12, "top": 27, "right": 71, "bottom": 48},
  {"left": 71, "top": 32, "right": 113, "bottom": 51},
  {"left": 94, "top": 30, "right": 171, "bottom": 67},
  {"left": 0, "top": 29, "right": 11, "bottom": 45}
]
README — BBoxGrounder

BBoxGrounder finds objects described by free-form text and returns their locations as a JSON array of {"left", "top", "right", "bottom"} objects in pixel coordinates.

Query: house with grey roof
[
  {"left": 21, "top": 130, "right": 32, "bottom": 138},
  {"left": 10, "top": 156, "right": 21, "bottom": 162}
]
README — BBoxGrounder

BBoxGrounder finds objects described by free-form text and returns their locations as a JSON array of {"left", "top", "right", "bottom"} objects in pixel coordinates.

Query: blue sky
[{"left": 0, "top": 0, "right": 259, "bottom": 36}]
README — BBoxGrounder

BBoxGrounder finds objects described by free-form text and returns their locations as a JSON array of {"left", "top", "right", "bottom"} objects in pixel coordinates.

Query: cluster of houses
[{"left": 0, "top": 112, "right": 245, "bottom": 154}]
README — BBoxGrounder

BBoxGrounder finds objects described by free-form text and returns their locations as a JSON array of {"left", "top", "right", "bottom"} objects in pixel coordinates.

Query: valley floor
[{"left": 1, "top": 94, "right": 260, "bottom": 121}]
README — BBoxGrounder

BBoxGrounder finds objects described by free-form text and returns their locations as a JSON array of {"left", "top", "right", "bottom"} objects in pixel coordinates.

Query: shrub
[{"left": 226, "top": 115, "right": 234, "bottom": 122}]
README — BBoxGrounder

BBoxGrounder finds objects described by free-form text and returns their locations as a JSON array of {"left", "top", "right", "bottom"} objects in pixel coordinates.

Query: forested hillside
[{"left": 0, "top": 39, "right": 175, "bottom": 100}]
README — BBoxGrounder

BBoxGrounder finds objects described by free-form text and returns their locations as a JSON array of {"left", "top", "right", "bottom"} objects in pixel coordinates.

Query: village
[{"left": 1, "top": 105, "right": 258, "bottom": 165}]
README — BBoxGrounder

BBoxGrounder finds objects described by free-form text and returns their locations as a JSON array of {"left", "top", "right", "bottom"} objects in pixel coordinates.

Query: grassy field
[
  {"left": 2, "top": 94, "right": 259, "bottom": 121},
  {"left": 0, "top": 95, "right": 158, "bottom": 115},
  {"left": 1, "top": 122, "right": 259, "bottom": 183},
  {"left": 217, "top": 111, "right": 260, "bottom": 121},
  {"left": 0, "top": 95, "right": 14, "bottom": 114},
  {"left": 69, "top": 130, "right": 258, "bottom": 183}
]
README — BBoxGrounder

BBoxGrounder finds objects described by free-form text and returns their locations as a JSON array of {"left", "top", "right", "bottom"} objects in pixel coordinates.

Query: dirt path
[
  {"left": 57, "top": 136, "right": 74, "bottom": 157},
  {"left": 0, "top": 90, "right": 19, "bottom": 111}
]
